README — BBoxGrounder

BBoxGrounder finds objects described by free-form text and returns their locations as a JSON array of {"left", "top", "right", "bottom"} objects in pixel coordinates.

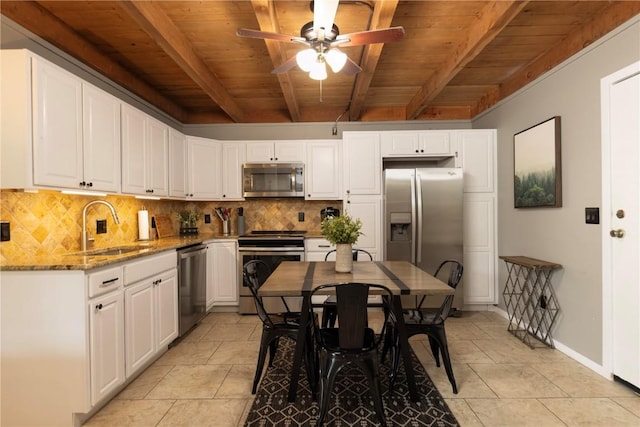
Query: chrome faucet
[{"left": 82, "top": 200, "right": 120, "bottom": 252}]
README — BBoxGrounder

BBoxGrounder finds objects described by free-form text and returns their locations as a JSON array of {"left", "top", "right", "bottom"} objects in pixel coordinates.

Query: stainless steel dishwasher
[{"left": 177, "top": 243, "right": 207, "bottom": 337}]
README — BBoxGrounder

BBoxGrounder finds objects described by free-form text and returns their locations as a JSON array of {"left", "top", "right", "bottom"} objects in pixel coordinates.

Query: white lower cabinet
[
  {"left": 343, "top": 195, "right": 382, "bottom": 260},
  {"left": 305, "top": 238, "right": 334, "bottom": 261},
  {"left": 89, "top": 289, "right": 125, "bottom": 406},
  {"left": 124, "top": 252, "right": 178, "bottom": 377},
  {"left": 206, "top": 240, "right": 238, "bottom": 308}
]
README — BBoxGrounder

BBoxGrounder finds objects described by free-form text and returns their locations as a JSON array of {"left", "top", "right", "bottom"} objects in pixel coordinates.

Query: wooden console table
[{"left": 500, "top": 256, "right": 562, "bottom": 348}]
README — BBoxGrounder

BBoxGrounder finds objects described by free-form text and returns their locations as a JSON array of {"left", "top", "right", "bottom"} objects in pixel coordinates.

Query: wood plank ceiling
[{"left": 2, "top": 1, "right": 639, "bottom": 124}]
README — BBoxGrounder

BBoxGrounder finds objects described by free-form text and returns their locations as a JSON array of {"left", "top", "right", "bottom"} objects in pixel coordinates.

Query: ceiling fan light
[
  {"left": 296, "top": 48, "right": 317, "bottom": 72},
  {"left": 309, "top": 60, "right": 327, "bottom": 80},
  {"left": 325, "top": 48, "right": 347, "bottom": 73}
]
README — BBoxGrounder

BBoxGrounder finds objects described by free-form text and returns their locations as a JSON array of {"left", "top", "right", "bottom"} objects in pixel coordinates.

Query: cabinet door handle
[
  {"left": 95, "top": 303, "right": 103, "bottom": 311},
  {"left": 86, "top": 182, "right": 93, "bottom": 187},
  {"left": 100, "top": 278, "right": 119, "bottom": 287},
  {"left": 319, "top": 245, "right": 331, "bottom": 248}
]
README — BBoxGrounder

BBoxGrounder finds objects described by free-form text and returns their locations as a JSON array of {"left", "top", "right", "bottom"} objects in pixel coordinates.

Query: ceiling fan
[{"left": 237, "top": 0, "right": 405, "bottom": 80}]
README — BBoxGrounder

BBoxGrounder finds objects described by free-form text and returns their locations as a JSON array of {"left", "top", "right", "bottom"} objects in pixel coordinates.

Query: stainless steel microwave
[{"left": 242, "top": 163, "right": 304, "bottom": 198}]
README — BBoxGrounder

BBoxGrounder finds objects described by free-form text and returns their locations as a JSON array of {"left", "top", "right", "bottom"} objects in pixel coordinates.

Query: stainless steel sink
[{"left": 69, "top": 246, "right": 145, "bottom": 257}]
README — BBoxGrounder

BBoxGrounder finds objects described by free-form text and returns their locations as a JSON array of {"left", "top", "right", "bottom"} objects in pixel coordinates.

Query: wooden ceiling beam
[
  {"left": 0, "top": 0, "right": 186, "bottom": 122},
  {"left": 498, "top": 1, "right": 640, "bottom": 106},
  {"left": 250, "top": 0, "right": 301, "bottom": 122},
  {"left": 348, "top": 0, "right": 400, "bottom": 122},
  {"left": 406, "top": 0, "right": 529, "bottom": 120},
  {"left": 118, "top": 0, "right": 246, "bottom": 123}
]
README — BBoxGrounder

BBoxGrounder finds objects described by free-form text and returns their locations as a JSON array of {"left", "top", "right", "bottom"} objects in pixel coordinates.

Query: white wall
[{"left": 473, "top": 16, "right": 640, "bottom": 364}]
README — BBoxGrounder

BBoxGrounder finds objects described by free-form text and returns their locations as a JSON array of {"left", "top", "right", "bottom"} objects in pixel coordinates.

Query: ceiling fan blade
[
  {"left": 335, "top": 26, "right": 405, "bottom": 47},
  {"left": 342, "top": 57, "right": 362, "bottom": 76},
  {"left": 237, "top": 28, "right": 305, "bottom": 44},
  {"left": 314, "top": 0, "right": 339, "bottom": 32},
  {"left": 272, "top": 56, "right": 298, "bottom": 74}
]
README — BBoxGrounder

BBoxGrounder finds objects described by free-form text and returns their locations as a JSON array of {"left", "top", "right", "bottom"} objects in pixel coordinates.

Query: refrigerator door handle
[
  {"left": 415, "top": 172, "right": 423, "bottom": 264},
  {"left": 410, "top": 174, "right": 417, "bottom": 264}
]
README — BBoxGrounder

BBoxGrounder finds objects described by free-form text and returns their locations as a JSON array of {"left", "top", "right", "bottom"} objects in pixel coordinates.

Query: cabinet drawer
[
  {"left": 88, "top": 266, "right": 123, "bottom": 298},
  {"left": 124, "top": 251, "right": 177, "bottom": 285},
  {"left": 305, "top": 238, "right": 333, "bottom": 252}
]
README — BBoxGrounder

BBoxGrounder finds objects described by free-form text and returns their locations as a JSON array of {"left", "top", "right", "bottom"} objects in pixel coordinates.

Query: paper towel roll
[{"left": 138, "top": 210, "right": 150, "bottom": 240}]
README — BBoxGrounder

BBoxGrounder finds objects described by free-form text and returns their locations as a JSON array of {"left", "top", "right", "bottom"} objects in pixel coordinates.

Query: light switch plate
[{"left": 585, "top": 207, "right": 599, "bottom": 224}]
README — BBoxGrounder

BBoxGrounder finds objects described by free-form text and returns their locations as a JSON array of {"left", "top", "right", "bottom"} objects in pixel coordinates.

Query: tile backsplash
[{"left": 0, "top": 189, "right": 337, "bottom": 262}]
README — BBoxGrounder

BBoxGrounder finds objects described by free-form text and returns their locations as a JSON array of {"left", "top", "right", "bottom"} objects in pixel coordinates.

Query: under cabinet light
[
  {"left": 135, "top": 195, "right": 161, "bottom": 200},
  {"left": 61, "top": 189, "right": 107, "bottom": 197}
]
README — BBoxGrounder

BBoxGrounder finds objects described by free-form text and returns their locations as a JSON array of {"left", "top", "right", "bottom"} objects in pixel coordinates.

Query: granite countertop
[{"left": 1, "top": 233, "right": 238, "bottom": 271}]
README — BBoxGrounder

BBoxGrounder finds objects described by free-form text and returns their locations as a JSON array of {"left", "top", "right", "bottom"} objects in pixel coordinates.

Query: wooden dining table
[{"left": 258, "top": 260, "right": 454, "bottom": 403}]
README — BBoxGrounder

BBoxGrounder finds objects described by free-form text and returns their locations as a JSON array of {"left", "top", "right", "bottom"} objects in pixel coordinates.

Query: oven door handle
[{"left": 238, "top": 247, "right": 304, "bottom": 252}]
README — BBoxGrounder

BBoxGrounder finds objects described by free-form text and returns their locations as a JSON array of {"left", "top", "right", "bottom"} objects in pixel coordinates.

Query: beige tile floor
[{"left": 83, "top": 311, "right": 640, "bottom": 426}]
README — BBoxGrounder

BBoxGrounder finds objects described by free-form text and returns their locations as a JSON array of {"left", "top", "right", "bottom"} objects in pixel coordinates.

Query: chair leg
[
  {"left": 253, "top": 331, "right": 271, "bottom": 394},
  {"left": 317, "top": 351, "right": 340, "bottom": 426},
  {"left": 268, "top": 337, "right": 279, "bottom": 367},
  {"left": 431, "top": 328, "right": 458, "bottom": 394},
  {"left": 384, "top": 324, "right": 400, "bottom": 392},
  {"left": 428, "top": 335, "right": 441, "bottom": 367},
  {"left": 361, "top": 358, "right": 387, "bottom": 427}
]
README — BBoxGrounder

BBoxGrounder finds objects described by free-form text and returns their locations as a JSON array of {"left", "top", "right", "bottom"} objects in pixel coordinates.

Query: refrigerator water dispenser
[{"left": 390, "top": 212, "right": 412, "bottom": 241}]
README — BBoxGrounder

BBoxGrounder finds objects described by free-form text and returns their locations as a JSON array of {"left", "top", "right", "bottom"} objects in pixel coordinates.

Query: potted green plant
[
  {"left": 176, "top": 211, "right": 199, "bottom": 235},
  {"left": 321, "top": 214, "right": 363, "bottom": 272}
]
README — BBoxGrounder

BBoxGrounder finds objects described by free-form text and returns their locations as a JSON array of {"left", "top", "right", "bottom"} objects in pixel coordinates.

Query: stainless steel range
[{"left": 237, "top": 230, "right": 306, "bottom": 314}]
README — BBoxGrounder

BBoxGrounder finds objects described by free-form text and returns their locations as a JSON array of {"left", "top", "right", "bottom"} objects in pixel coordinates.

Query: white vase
[{"left": 335, "top": 243, "right": 353, "bottom": 273}]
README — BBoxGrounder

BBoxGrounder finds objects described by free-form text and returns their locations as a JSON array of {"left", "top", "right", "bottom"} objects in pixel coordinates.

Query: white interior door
[{"left": 602, "top": 62, "right": 640, "bottom": 390}]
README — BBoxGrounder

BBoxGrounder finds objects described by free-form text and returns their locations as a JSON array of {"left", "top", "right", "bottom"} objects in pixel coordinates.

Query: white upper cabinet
[
  {"left": 121, "top": 104, "right": 169, "bottom": 197},
  {"left": 82, "top": 84, "right": 121, "bottom": 193},
  {"left": 245, "top": 141, "right": 305, "bottom": 163},
  {"left": 146, "top": 117, "right": 170, "bottom": 197},
  {"left": 168, "top": 128, "right": 187, "bottom": 198},
  {"left": 452, "top": 130, "right": 496, "bottom": 193},
  {"left": 1, "top": 50, "right": 120, "bottom": 192},
  {"left": 221, "top": 142, "right": 245, "bottom": 200},
  {"left": 342, "top": 131, "right": 381, "bottom": 195},
  {"left": 186, "top": 136, "right": 222, "bottom": 200},
  {"left": 32, "top": 57, "right": 84, "bottom": 188},
  {"left": 306, "top": 140, "right": 341, "bottom": 200},
  {"left": 381, "top": 131, "right": 451, "bottom": 157}
]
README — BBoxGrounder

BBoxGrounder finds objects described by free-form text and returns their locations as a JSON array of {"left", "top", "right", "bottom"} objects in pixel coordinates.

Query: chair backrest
[
  {"left": 311, "top": 282, "right": 393, "bottom": 350},
  {"left": 417, "top": 260, "right": 463, "bottom": 322},
  {"left": 242, "top": 260, "right": 273, "bottom": 326},
  {"left": 324, "top": 248, "right": 373, "bottom": 262}
]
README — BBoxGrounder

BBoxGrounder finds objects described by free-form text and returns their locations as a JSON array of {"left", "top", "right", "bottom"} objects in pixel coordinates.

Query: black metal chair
[
  {"left": 310, "top": 282, "right": 393, "bottom": 427},
  {"left": 382, "top": 260, "right": 463, "bottom": 394},
  {"left": 243, "top": 260, "right": 316, "bottom": 394},
  {"left": 320, "top": 248, "right": 374, "bottom": 328}
]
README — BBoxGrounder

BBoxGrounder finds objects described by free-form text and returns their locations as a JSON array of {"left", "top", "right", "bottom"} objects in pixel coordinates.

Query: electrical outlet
[
  {"left": 1, "top": 221, "right": 10, "bottom": 241},
  {"left": 204, "top": 214, "right": 211, "bottom": 224},
  {"left": 298, "top": 212, "right": 305, "bottom": 222},
  {"left": 96, "top": 219, "right": 107, "bottom": 234}
]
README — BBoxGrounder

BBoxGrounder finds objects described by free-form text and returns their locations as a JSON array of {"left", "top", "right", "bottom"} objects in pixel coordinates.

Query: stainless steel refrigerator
[{"left": 384, "top": 167, "right": 464, "bottom": 309}]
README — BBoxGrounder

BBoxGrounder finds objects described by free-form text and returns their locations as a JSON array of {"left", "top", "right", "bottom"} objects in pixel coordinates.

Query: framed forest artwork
[{"left": 513, "top": 116, "right": 562, "bottom": 208}]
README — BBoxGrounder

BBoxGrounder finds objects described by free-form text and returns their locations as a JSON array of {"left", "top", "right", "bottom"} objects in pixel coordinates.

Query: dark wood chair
[
  {"left": 320, "top": 248, "right": 374, "bottom": 328},
  {"left": 310, "top": 282, "right": 393, "bottom": 426},
  {"left": 383, "top": 260, "right": 463, "bottom": 394},
  {"left": 243, "top": 260, "right": 315, "bottom": 394}
]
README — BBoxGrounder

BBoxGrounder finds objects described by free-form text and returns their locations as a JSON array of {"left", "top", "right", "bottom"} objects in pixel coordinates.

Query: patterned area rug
[{"left": 245, "top": 338, "right": 459, "bottom": 426}]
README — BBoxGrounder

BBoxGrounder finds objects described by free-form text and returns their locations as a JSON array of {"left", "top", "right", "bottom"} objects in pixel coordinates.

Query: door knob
[{"left": 609, "top": 229, "right": 625, "bottom": 238}]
